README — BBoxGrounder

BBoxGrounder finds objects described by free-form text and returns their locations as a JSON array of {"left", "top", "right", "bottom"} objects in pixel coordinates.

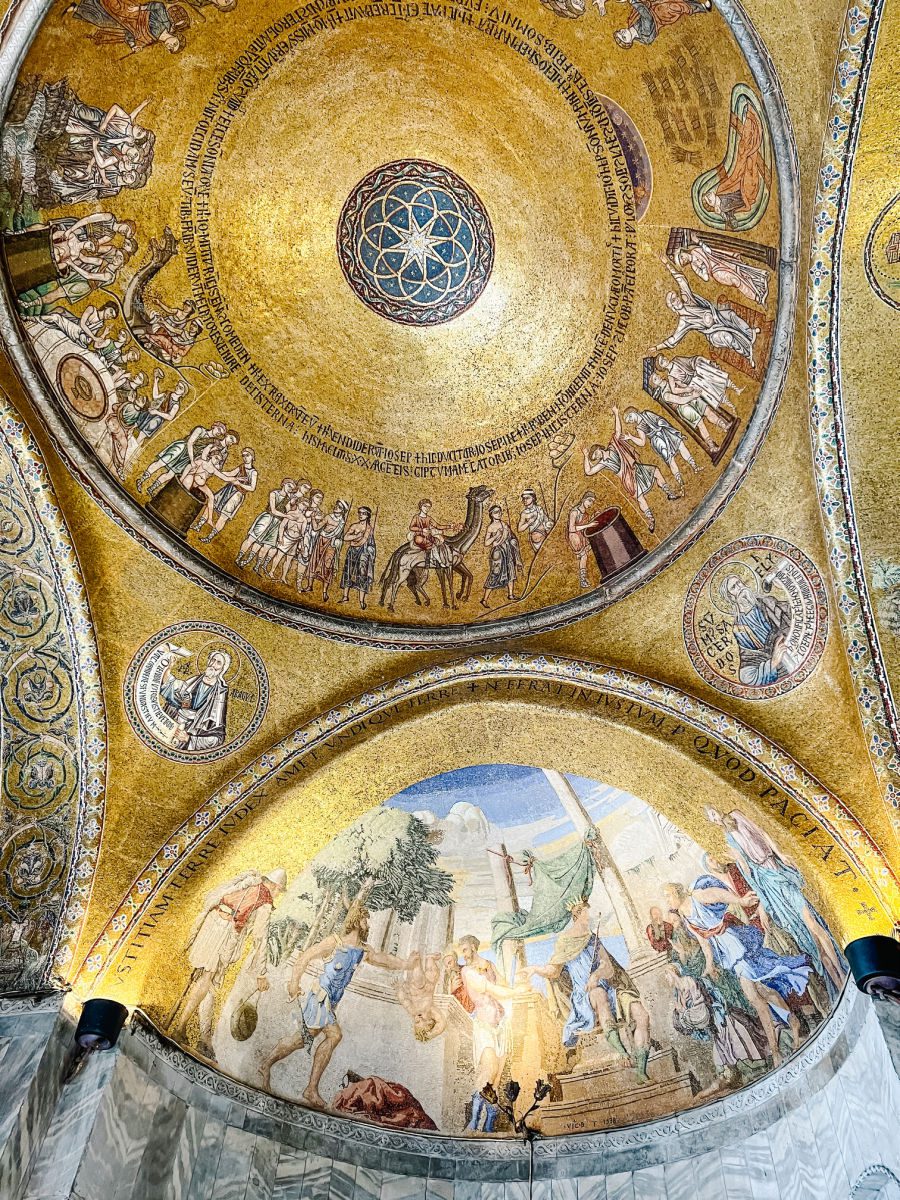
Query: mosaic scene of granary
[{"left": 0, "top": 0, "right": 788, "bottom": 644}]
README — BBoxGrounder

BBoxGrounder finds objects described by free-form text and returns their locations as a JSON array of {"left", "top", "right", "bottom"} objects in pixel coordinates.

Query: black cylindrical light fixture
[
  {"left": 845, "top": 935, "right": 900, "bottom": 1001},
  {"left": 74, "top": 998, "right": 129, "bottom": 1050}
]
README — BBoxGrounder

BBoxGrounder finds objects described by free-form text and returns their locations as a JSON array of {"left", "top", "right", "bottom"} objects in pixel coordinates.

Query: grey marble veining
[
  {"left": 213, "top": 1125, "right": 258, "bottom": 1200},
  {"left": 822, "top": 1044, "right": 865, "bottom": 1184},
  {"left": 71, "top": 1053, "right": 156, "bottom": 1200},
  {"left": 329, "top": 1159, "right": 358, "bottom": 1200},
  {"left": 24, "top": 1054, "right": 112, "bottom": 1200},
  {"left": 549, "top": 1181, "right": 577, "bottom": 1200},
  {"left": 300, "top": 1151, "right": 333, "bottom": 1200},
  {"left": 352, "top": 1164, "right": 384, "bottom": 1199},
  {"left": 132, "top": 1090, "right": 188, "bottom": 1200},
  {"left": 874, "top": 1001, "right": 900, "bottom": 1075},
  {"left": 743, "top": 1131, "right": 780, "bottom": 1200},
  {"left": 768, "top": 1111, "right": 803, "bottom": 1200},
  {"left": 0, "top": 1033, "right": 47, "bottom": 1145},
  {"left": 0, "top": 1013, "right": 72, "bottom": 1200},
  {"left": 450, "top": 1183, "right": 483, "bottom": 1200},
  {"left": 786, "top": 1100, "right": 829, "bottom": 1199},
  {"left": 576, "top": 1176, "right": 607, "bottom": 1200},
  {"left": 162, "top": 1104, "right": 206, "bottom": 1200},
  {"left": 632, "top": 1163, "right": 665, "bottom": 1200},
  {"left": 662, "top": 1158, "right": 695, "bottom": 1200},
  {"left": 247, "top": 1132, "right": 280, "bottom": 1200},
  {"left": 273, "top": 1149, "right": 309, "bottom": 1199},
  {"left": 5, "top": 987, "right": 900, "bottom": 1200},
  {"left": 604, "top": 1173, "right": 634, "bottom": 1200},
  {"left": 836, "top": 1020, "right": 883, "bottom": 1174},
  {"left": 692, "top": 1150, "right": 726, "bottom": 1197},
  {"left": 186, "top": 1115, "right": 227, "bottom": 1200},
  {"left": 805, "top": 1088, "right": 849, "bottom": 1199},
  {"left": 719, "top": 1144, "right": 751, "bottom": 1200},
  {"left": 380, "top": 1174, "right": 430, "bottom": 1199},
  {"left": 856, "top": 1013, "right": 900, "bottom": 1178}
]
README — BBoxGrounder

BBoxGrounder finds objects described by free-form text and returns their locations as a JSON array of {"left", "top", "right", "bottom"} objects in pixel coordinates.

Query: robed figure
[{"left": 160, "top": 649, "right": 230, "bottom": 751}]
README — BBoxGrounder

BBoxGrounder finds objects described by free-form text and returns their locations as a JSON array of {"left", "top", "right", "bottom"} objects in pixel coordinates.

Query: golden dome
[{"left": 0, "top": 0, "right": 787, "bottom": 645}]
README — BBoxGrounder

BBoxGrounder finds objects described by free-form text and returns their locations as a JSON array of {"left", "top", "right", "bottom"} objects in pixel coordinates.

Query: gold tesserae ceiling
[
  {"left": 0, "top": 0, "right": 898, "bottom": 1152},
  {"left": 0, "top": 0, "right": 791, "bottom": 646}
]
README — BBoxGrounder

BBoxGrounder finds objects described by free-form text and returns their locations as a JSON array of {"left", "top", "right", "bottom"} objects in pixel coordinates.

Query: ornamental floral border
[
  {"left": 807, "top": 0, "right": 900, "bottom": 834},
  {"left": 80, "top": 653, "right": 899, "bottom": 982},
  {"left": 0, "top": 391, "right": 106, "bottom": 984}
]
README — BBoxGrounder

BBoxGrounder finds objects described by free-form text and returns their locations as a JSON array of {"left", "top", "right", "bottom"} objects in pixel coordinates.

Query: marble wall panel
[
  {"left": 4, "top": 988, "right": 900, "bottom": 1200},
  {"left": 186, "top": 1116, "right": 228, "bottom": 1200},
  {"left": 742, "top": 1132, "right": 780, "bottom": 1200}
]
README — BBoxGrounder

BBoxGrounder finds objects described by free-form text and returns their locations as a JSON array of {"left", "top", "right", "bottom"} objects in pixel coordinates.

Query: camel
[{"left": 379, "top": 484, "right": 494, "bottom": 612}]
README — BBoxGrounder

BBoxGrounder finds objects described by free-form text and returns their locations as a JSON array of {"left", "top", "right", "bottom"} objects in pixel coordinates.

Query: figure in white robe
[
  {"left": 160, "top": 649, "right": 230, "bottom": 751},
  {"left": 649, "top": 354, "right": 739, "bottom": 454},
  {"left": 651, "top": 257, "right": 759, "bottom": 368},
  {"left": 172, "top": 868, "right": 286, "bottom": 1055},
  {"left": 622, "top": 407, "right": 699, "bottom": 493},
  {"left": 674, "top": 242, "right": 769, "bottom": 306}
]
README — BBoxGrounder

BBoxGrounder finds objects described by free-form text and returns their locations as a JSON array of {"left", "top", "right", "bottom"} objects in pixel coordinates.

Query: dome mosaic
[
  {"left": 0, "top": 0, "right": 899, "bottom": 1178},
  {"left": 0, "top": 0, "right": 792, "bottom": 647}
]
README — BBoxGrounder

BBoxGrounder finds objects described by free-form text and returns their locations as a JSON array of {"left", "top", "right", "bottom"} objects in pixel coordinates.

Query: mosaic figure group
[
  {"left": 172, "top": 779, "right": 845, "bottom": 1138},
  {"left": 538, "top": 0, "right": 711, "bottom": 48},
  {"left": 2, "top": 78, "right": 154, "bottom": 216},
  {"left": 645, "top": 806, "right": 845, "bottom": 1092},
  {"left": 236, "top": 479, "right": 375, "bottom": 606},
  {"left": 66, "top": 0, "right": 238, "bottom": 57},
  {"left": 579, "top": 233, "right": 769, "bottom": 539}
]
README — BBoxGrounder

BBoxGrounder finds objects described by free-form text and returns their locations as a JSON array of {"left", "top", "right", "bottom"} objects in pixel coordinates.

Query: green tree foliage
[{"left": 275, "top": 808, "right": 454, "bottom": 952}]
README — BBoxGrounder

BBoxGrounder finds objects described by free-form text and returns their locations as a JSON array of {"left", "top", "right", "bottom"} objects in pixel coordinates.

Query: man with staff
[
  {"left": 530, "top": 897, "right": 652, "bottom": 1085},
  {"left": 170, "top": 867, "right": 286, "bottom": 1058}
]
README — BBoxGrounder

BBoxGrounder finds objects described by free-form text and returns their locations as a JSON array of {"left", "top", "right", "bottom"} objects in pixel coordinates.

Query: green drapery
[{"left": 491, "top": 839, "right": 595, "bottom": 953}]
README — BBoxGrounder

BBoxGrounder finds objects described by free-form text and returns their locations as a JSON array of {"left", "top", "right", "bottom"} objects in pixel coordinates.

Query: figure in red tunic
[{"left": 408, "top": 499, "right": 458, "bottom": 564}]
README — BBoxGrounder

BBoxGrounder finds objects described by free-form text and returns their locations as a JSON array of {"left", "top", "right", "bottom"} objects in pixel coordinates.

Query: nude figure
[
  {"left": 397, "top": 952, "right": 446, "bottom": 1042},
  {"left": 180, "top": 438, "right": 235, "bottom": 526}
]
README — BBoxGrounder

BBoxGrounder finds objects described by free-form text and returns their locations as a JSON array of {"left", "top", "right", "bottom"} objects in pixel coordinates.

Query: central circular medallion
[{"left": 337, "top": 159, "right": 494, "bottom": 326}]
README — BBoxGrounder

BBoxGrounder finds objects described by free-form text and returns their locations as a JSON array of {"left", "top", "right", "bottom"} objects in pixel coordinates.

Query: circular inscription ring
[
  {"left": 123, "top": 622, "right": 268, "bottom": 764},
  {"left": 337, "top": 159, "right": 495, "bottom": 326},
  {"left": 683, "top": 536, "right": 828, "bottom": 700}
]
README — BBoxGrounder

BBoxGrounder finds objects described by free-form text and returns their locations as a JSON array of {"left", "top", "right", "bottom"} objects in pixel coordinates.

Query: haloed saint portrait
[
  {"left": 683, "top": 537, "right": 829, "bottom": 700},
  {"left": 123, "top": 621, "right": 268, "bottom": 763},
  {"left": 168, "top": 765, "right": 847, "bottom": 1135}
]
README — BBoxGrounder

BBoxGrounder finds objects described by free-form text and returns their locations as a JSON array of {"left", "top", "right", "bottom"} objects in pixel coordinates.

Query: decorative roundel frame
[
  {"left": 123, "top": 621, "right": 269, "bottom": 765},
  {"left": 337, "top": 158, "right": 495, "bottom": 326},
  {"left": 683, "top": 534, "right": 829, "bottom": 700}
]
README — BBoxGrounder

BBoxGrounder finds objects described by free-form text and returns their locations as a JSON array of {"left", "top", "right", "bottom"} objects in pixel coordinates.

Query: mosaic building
[{"left": 0, "top": 0, "right": 898, "bottom": 1193}]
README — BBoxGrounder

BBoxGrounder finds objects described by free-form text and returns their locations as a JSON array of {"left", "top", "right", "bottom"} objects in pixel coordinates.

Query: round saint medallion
[
  {"left": 683, "top": 536, "right": 828, "bottom": 700},
  {"left": 864, "top": 191, "right": 900, "bottom": 311},
  {"left": 337, "top": 159, "right": 494, "bottom": 326},
  {"left": 123, "top": 622, "right": 268, "bottom": 764}
]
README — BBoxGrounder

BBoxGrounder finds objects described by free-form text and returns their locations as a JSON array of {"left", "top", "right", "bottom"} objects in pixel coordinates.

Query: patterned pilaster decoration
[
  {"left": 0, "top": 393, "right": 105, "bottom": 990},
  {"left": 807, "top": 0, "right": 900, "bottom": 834}
]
